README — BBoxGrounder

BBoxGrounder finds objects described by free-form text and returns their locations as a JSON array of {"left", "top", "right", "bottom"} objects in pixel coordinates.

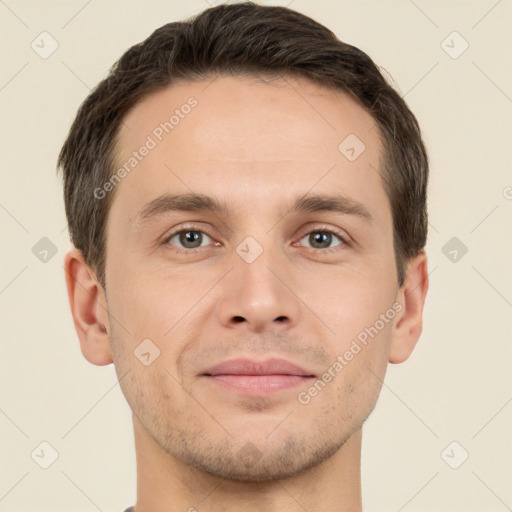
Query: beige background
[{"left": 1, "top": 0, "right": 511, "bottom": 511}]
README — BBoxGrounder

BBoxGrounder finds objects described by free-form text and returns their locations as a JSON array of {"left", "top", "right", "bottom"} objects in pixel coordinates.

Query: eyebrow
[{"left": 135, "top": 192, "right": 373, "bottom": 224}]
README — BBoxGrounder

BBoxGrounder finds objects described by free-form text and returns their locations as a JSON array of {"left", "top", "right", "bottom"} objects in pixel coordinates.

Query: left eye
[
  {"left": 166, "top": 230, "right": 213, "bottom": 249},
  {"left": 299, "top": 231, "right": 344, "bottom": 249}
]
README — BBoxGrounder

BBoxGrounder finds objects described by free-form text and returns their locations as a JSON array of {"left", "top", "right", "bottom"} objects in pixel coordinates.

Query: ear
[
  {"left": 63, "top": 248, "right": 113, "bottom": 366},
  {"left": 389, "top": 250, "right": 429, "bottom": 364}
]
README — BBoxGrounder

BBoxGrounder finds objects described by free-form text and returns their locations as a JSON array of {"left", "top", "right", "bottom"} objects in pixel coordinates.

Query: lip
[{"left": 200, "top": 358, "right": 316, "bottom": 395}]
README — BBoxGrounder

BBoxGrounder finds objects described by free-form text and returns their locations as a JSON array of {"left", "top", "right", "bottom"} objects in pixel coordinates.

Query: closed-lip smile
[{"left": 200, "top": 358, "right": 316, "bottom": 395}]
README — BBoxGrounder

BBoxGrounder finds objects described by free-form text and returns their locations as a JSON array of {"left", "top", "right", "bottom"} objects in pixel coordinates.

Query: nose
[{"left": 215, "top": 246, "right": 302, "bottom": 334}]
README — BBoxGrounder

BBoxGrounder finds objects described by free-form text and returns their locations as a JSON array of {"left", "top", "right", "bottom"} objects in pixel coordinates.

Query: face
[{"left": 104, "top": 74, "right": 400, "bottom": 481}]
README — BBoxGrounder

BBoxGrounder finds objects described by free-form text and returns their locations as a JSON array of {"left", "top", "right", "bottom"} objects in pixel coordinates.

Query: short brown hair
[{"left": 58, "top": 1, "right": 428, "bottom": 289}]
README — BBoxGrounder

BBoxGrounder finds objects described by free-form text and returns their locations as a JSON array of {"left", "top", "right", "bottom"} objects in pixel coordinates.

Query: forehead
[
  {"left": 110, "top": 74, "right": 388, "bottom": 227},
  {"left": 118, "top": 74, "right": 381, "bottom": 160}
]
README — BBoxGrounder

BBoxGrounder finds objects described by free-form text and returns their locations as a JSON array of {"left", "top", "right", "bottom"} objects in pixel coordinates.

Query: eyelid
[
  {"left": 296, "top": 223, "right": 352, "bottom": 246},
  {"left": 161, "top": 223, "right": 352, "bottom": 251},
  {"left": 161, "top": 223, "right": 218, "bottom": 246}
]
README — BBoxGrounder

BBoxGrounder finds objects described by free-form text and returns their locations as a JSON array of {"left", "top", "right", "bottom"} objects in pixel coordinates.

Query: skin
[{"left": 64, "top": 74, "right": 428, "bottom": 512}]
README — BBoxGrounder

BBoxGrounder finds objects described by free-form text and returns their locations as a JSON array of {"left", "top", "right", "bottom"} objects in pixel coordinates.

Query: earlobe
[
  {"left": 64, "top": 248, "right": 113, "bottom": 366},
  {"left": 389, "top": 250, "right": 429, "bottom": 364}
]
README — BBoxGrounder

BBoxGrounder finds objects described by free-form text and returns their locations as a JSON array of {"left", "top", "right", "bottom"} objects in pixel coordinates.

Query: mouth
[{"left": 200, "top": 358, "right": 317, "bottom": 395}]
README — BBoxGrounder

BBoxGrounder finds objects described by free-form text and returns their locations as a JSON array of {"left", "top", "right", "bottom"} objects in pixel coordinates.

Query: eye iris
[
  {"left": 180, "top": 230, "right": 202, "bottom": 248},
  {"left": 310, "top": 232, "right": 332, "bottom": 249}
]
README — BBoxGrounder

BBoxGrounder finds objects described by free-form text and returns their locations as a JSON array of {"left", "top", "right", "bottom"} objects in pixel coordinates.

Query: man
[{"left": 58, "top": 2, "right": 429, "bottom": 511}]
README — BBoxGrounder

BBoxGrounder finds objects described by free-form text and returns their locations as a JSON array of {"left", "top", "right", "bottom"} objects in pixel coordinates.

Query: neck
[{"left": 132, "top": 414, "right": 362, "bottom": 512}]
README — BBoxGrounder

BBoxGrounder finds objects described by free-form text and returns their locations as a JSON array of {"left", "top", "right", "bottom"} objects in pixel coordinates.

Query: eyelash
[{"left": 162, "top": 224, "right": 351, "bottom": 255}]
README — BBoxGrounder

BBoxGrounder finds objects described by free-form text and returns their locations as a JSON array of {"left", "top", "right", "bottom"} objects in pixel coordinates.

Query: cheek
[
  {"left": 107, "top": 258, "right": 195, "bottom": 337},
  {"left": 137, "top": 270, "right": 218, "bottom": 339},
  {"left": 308, "top": 275, "right": 396, "bottom": 396},
  {"left": 300, "top": 268, "right": 396, "bottom": 343},
  {"left": 108, "top": 269, "right": 213, "bottom": 382},
  {"left": 332, "top": 326, "right": 391, "bottom": 411}
]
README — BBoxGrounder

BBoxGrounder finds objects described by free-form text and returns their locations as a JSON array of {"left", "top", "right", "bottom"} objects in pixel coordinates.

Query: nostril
[
  {"left": 275, "top": 316, "right": 287, "bottom": 322},
  {"left": 233, "top": 316, "right": 245, "bottom": 323}
]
